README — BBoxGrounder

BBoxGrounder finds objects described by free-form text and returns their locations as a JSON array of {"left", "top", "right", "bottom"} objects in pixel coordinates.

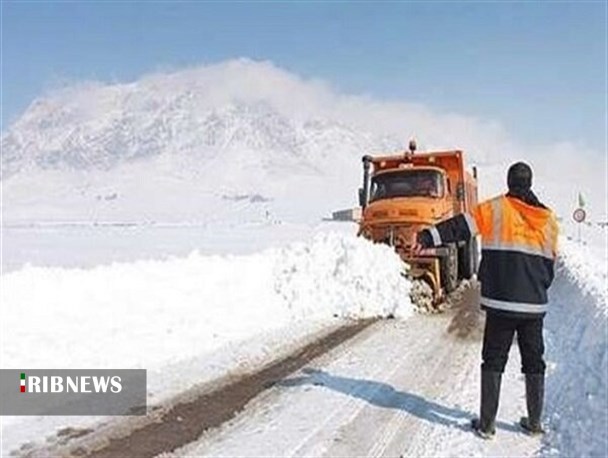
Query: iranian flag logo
[{"left": 20, "top": 373, "right": 26, "bottom": 393}]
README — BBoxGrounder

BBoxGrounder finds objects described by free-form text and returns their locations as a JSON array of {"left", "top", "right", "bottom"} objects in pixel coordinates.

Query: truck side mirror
[{"left": 358, "top": 188, "right": 366, "bottom": 207}]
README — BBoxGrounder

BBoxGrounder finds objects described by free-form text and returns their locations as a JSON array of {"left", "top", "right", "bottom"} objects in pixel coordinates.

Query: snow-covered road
[{"left": 172, "top": 300, "right": 542, "bottom": 458}]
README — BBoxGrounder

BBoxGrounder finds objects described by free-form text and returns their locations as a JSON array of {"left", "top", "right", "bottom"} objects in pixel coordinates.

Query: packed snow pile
[
  {"left": 1, "top": 232, "right": 413, "bottom": 371},
  {"left": 557, "top": 233, "right": 607, "bottom": 311},
  {"left": 275, "top": 233, "right": 412, "bottom": 319},
  {"left": 542, "top": 232, "right": 607, "bottom": 457}
]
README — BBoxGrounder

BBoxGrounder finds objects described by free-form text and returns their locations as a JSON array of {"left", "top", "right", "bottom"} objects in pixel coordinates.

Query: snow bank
[
  {"left": 556, "top": 236, "right": 607, "bottom": 312},
  {"left": 1, "top": 232, "right": 412, "bottom": 372},
  {"left": 543, "top": 235, "right": 607, "bottom": 457},
  {"left": 275, "top": 234, "right": 412, "bottom": 320}
]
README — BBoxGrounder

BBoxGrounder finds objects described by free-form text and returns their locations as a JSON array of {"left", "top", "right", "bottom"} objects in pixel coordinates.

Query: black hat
[{"left": 507, "top": 162, "right": 532, "bottom": 191}]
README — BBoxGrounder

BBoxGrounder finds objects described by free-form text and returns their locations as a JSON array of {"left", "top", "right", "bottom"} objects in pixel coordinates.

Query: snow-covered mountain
[
  {"left": 1, "top": 60, "right": 405, "bottom": 222},
  {"left": 1, "top": 82, "right": 395, "bottom": 178},
  {"left": 2, "top": 59, "right": 605, "bottom": 223}
]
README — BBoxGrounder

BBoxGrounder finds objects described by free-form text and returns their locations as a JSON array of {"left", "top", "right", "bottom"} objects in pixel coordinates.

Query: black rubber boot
[
  {"left": 520, "top": 373, "right": 545, "bottom": 435},
  {"left": 471, "top": 370, "right": 502, "bottom": 439}
]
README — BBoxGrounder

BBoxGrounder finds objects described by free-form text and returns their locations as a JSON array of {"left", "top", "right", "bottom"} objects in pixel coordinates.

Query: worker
[{"left": 412, "top": 162, "right": 558, "bottom": 439}]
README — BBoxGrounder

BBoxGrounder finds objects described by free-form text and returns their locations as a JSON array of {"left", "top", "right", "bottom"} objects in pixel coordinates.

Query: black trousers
[{"left": 481, "top": 311, "right": 546, "bottom": 374}]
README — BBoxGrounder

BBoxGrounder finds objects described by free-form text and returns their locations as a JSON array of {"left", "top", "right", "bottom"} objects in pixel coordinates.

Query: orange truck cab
[{"left": 358, "top": 141, "right": 479, "bottom": 303}]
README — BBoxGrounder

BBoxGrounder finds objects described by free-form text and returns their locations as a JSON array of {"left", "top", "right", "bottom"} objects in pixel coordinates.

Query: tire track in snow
[
  {"left": 321, "top": 316, "right": 459, "bottom": 458},
  {"left": 290, "top": 319, "right": 443, "bottom": 458},
  {"left": 173, "top": 319, "right": 422, "bottom": 457},
  {"left": 286, "top": 327, "right": 409, "bottom": 458},
  {"left": 322, "top": 284, "right": 481, "bottom": 458},
  {"left": 174, "top": 282, "right": 546, "bottom": 458},
  {"left": 175, "top": 313, "right": 471, "bottom": 458},
  {"left": 366, "top": 334, "right": 464, "bottom": 457}
]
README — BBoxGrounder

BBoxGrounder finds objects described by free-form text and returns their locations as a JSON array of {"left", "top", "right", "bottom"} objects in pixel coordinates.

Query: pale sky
[{"left": 2, "top": 2, "right": 606, "bottom": 151}]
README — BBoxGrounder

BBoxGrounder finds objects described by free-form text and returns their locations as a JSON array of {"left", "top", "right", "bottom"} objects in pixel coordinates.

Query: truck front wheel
[{"left": 441, "top": 244, "right": 459, "bottom": 293}]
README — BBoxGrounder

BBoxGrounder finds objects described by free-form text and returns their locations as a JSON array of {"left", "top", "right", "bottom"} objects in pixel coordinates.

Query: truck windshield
[{"left": 370, "top": 170, "right": 444, "bottom": 201}]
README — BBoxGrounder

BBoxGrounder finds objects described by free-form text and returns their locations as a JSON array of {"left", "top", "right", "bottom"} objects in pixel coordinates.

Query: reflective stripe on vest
[
  {"left": 483, "top": 241, "right": 554, "bottom": 260},
  {"left": 429, "top": 226, "right": 442, "bottom": 246},
  {"left": 481, "top": 296, "right": 548, "bottom": 314}
]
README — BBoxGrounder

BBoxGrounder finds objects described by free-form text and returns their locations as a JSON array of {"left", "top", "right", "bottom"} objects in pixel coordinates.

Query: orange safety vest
[{"left": 471, "top": 195, "right": 558, "bottom": 315}]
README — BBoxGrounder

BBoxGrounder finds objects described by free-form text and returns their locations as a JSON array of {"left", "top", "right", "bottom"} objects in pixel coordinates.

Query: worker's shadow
[{"left": 278, "top": 368, "right": 519, "bottom": 433}]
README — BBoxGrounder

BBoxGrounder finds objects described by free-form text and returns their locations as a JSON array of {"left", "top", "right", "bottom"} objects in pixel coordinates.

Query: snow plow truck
[{"left": 357, "top": 140, "right": 479, "bottom": 309}]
